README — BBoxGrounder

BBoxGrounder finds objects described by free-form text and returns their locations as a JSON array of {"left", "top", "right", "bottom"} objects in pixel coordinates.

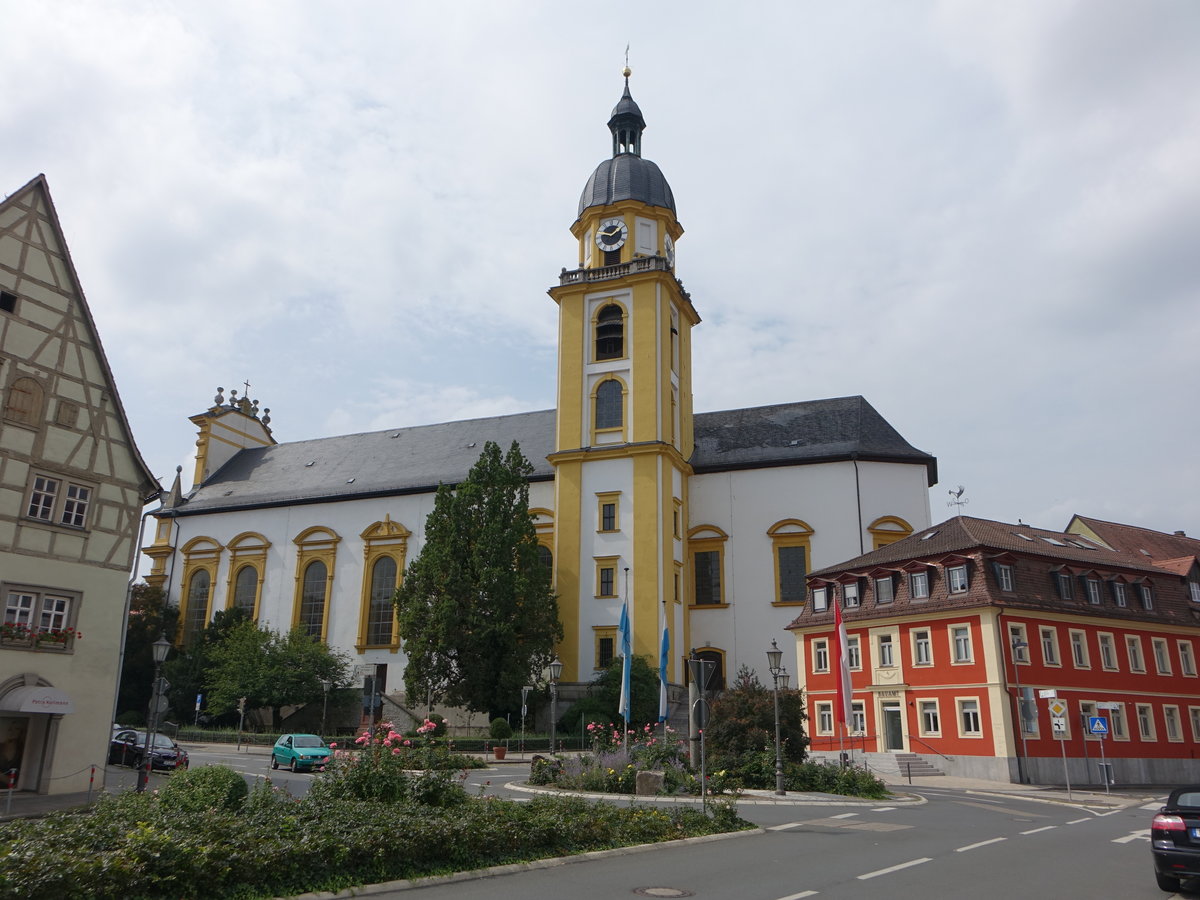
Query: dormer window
[
  {"left": 595, "top": 304, "right": 624, "bottom": 360},
  {"left": 948, "top": 564, "right": 969, "bottom": 594}
]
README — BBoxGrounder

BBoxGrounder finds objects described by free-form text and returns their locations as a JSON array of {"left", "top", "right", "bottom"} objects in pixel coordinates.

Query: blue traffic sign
[{"left": 1088, "top": 716, "right": 1109, "bottom": 735}]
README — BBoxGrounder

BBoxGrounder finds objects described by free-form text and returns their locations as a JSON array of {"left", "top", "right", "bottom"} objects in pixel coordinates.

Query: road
[{"left": 176, "top": 747, "right": 1192, "bottom": 899}]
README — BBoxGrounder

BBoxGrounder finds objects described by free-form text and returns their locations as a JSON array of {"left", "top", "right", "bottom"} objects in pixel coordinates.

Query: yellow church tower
[{"left": 548, "top": 70, "right": 700, "bottom": 688}]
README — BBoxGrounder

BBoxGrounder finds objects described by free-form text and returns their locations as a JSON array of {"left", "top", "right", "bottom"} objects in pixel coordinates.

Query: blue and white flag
[
  {"left": 658, "top": 622, "right": 670, "bottom": 723},
  {"left": 617, "top": 599, "right": 631, "bottom": 722}
]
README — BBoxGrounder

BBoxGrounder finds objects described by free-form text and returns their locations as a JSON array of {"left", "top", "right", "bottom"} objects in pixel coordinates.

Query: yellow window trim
[
  {"left": 292, "top": 526, "right": 340, "bottom": 641},
  {"left": 357, "top": 516, "right": 410, "bottom": 652},
  {"left": 593, "top": 626, "right": 617, "bottom": 670},
  {"left": 768, "top": 519, "right": 814, "bottom": 606},
  {"left": 595, "top": 556, "right": 620, "bottom": 599},
  {"left": 596, "top": 491, "right": 621, "bottom": 533}
]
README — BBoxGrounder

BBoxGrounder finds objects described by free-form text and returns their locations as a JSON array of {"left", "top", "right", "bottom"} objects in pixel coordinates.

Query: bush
[
  {"left": 158, "top": 764, "right": 248, "bottom": 813},
  {"left": 489, "top": 717, "right": 513, "bottom": 740}
]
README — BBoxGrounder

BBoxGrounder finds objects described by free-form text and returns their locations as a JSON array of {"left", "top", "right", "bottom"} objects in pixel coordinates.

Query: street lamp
[
  {"left": 766, "top": 639, "right": 786, "bottom": 795},
  {"left": 320, "top": 679, "right": 332, "bottom": 739},
  {"left": 548, "top": 657, "right": 562, "bottom": 754},
  {"left": 1011, "top": 635, "right": 1030, "bottom": 784},
  {"left": 138, "top": 633, "right": 172, "bottom": 793}
]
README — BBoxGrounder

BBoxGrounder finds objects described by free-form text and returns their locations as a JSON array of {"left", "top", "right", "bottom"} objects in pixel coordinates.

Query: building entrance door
[{"left": 882, "top": 703, "right": 904, "bottom": 751}]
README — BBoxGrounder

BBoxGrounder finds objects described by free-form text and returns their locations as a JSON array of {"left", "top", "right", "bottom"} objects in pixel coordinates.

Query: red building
[{"left": 789, "top": 514, "right": 1200, "bottom": 784}]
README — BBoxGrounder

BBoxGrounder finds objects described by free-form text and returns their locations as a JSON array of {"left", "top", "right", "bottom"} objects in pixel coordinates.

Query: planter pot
[{"left": 493, "top": 745, "right": 507, "bottom": 760}]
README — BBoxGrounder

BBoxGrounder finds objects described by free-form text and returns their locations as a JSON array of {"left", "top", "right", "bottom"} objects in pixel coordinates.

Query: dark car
[
  {"left": 108, "top": 729, "right": 189, "bottom": 771},
  {"left": 1152, "top": 785, "right": 1200, "bottom": 892}
]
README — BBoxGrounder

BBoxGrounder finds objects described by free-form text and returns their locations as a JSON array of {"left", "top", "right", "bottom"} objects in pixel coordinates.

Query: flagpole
[{"left": 622, "top": 568, "right": 631, "bottom": 753}]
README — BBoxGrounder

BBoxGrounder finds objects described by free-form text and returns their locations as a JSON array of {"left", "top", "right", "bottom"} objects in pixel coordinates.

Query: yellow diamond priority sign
[{"left": 1047, "top": 699, "right": 1068, "bottom": 717}]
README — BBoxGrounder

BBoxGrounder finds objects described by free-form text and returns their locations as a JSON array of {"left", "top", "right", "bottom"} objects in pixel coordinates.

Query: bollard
[
  {"left": 906, "top": 762, "right": 912, "bottom": 785},
  {"left": 88, "top": 765, "right": 95, "bottom": 802}
]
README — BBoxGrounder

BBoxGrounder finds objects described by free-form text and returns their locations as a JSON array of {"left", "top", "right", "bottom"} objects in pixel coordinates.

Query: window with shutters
[{"left": 4, "top": 376, "right": 43, "bottom": 426}]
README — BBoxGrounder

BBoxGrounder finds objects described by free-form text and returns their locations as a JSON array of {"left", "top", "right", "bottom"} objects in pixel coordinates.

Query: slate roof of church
[{"left": 167, "top": 395, "right": 935, "bottom": 516}]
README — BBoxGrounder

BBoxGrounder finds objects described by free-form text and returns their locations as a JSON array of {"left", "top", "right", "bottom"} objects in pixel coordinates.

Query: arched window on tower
[
  {"left": 595, "top": 304, "right": 623, "bottom": 360},
  {"left": 595, "top": 379, "right": 624, "bottom": 431}
]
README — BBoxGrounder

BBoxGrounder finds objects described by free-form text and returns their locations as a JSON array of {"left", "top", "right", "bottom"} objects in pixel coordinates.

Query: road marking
[
  {"left": 857, "top": 858, "right": 931, "bottom": 880},
  {"left": 1020, "top": 826, "right": 1057, "bottom": 835},
  {"left": 871, "top": 806, "right": 896, "bottom": 812},
  {"left": 1140, "top": 802, "right": 1164, "bottom": 811},
  {"left": 775, "top": 892, "right": 818, "bottom": 900},
  {"left": 1066, "top": 817, "right": 1090, "bottom": 825},
  {"left": 831, "top": 812, "right": 858, "bottom": 819},
  {"left": 1112, "top": 829, "right": 1150, "bottom": 844},
  {"left": 767, "top": 822, "right": 807, "bottom": 832},
  {"left": 955, "top": 837, "right": 1007, "bottom": 852}
]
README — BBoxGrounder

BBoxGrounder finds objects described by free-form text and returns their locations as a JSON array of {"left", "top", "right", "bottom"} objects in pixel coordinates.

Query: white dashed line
[
  {"left": 1066, "top": 817, "right": 1090, "bottom": 825},
  {"left": 955, "top": 837, "right": 1007, "bottom": 852},
  {"left": 858, "top": 858, "right": 932, "bottom": 880},
  {"left": 831, "top": 812, "right": 858, "bottom": 819},
  {"left": 775, "top": 892, "right": 818, "bottom": 900},
  {"left": 1020, "top": 826, "right": 1057, "bottom": 835},
  {"left": 767, "top": 822, "right": 806, "bottom": 832},
  {"left": 871, "top": 806, "right": 896, "bottom": 812}
]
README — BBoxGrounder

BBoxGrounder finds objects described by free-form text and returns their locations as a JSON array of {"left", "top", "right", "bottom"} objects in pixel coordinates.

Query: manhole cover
[{"left": 633, "top": 890, "right": 693, "bottom": 898}]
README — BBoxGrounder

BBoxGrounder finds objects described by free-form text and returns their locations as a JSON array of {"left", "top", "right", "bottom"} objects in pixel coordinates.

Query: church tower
[{"left": 548, "top": 71, "right": 700, "bottom": 690}]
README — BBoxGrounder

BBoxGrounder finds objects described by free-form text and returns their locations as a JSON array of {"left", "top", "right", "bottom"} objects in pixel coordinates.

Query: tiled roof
[
  {"left": 1070, "top": 515, "right": 1200, "bottom": 561},
  {"left": 166, "top": 395, "right": 936, "bottom": 516}
]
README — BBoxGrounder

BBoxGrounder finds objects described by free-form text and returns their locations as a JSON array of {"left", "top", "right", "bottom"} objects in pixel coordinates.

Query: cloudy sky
[{"left": 4, "top": 1, "right": 1198, "bottom": 538}]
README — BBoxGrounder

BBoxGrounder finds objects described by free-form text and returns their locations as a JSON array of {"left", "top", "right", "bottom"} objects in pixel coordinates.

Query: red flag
[{"left": 832, "top": 601, "right": 852, "bottom": 728}]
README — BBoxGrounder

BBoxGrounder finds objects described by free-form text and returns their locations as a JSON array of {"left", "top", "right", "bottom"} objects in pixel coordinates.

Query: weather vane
[
  {"left": 624, "top": 44, "right": 631, "bottom": 78},
  {"left": 947, "top": 485, "right": 969, "bottom": 513}
]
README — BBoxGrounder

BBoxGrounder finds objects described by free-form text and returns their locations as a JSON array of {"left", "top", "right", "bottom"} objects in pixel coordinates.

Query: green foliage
[
  {"left": 562, "top": 655, "right": 661, "bottom": 729},
  {"left": 158, "top": 764, "right": 249, "bottom": 814},
  {"left": 0, "top": 777, "right": 752, "bottom": 898},
  {"left": 540, "top": 723, "right": 695, "bottom": 795},
  {"left": 425, "top": 713, "right": 447, "bottom": 737},
  {"left": 704, "top": 665, "right": 809, "bottom": 774},
  {"left": 202, "top": 621, "right": 350, "bottom": 727},
  {"left": 116, "top": 583, "right": 179, "bottom": 721},
  {"left": 787, "top": 761, "right": 890, "bottom": 798},
  {"left": 489, "top": 717, "right": 513, "bottom": 740},
  {"left": 395, "top": 441, "right": 562, "bottom": 715}
]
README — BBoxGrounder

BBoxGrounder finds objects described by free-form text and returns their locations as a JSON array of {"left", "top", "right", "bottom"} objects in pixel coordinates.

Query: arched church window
[
  {"left": 595, "top": 379, "right": 623, "bottom": 431},
  {"left": 595, "top": 304, "right": 623, "bottom": 360},
  {"left": 232, "top": 565, "right": 258, "bottom": 616},
  {"left": 537, "top": 544, "right": 553, "bottom": 572},
  {"left": 183, "top": 570, "right": 211, "bottom": 645},
  {"left": 366, "top": 556, "right": 397, "bottom": 646},
  {"left": 299, "top": 560, "right": 327, "bottom": 638}
]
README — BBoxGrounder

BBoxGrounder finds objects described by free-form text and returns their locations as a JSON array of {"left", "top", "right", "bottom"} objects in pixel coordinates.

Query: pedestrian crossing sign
[{"left": 1088, "top": 716, "right": 1109, "bottom": 735}]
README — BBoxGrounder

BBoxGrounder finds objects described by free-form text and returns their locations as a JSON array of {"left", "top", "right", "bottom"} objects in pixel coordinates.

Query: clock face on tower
[
  {"left": 595, "top": 217, "right": 628, "bottom": 251},
  {"left": 663, "top": 233, "right": 675, "bottom": 267}
]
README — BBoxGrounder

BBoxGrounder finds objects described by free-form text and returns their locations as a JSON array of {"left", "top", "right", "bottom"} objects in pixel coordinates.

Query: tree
[
  {"left": 162, "top": 607, "right": 252, "bottom": 726},
  {"left": 395, "top": 440, "right": 562, "bottom": 716},
  {"left": 705, "top": 665, "right": 809, "bottom": 771},
  {"left": 116, "top": 583, "right": 179, "bottom": 723},
  {"left": 204, "top": 622, "right": 350, "bottom": 730}
]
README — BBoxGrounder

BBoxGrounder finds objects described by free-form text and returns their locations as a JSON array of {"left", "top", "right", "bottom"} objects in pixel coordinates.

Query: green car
[{"left": 271, "top": 734, "right": 331, "bottom": 772}]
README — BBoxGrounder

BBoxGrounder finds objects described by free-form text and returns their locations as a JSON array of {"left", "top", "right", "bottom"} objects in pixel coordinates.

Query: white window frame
[
  {"left": 1164, "top": 705, "right": 1182, "bottom": 742},
  {"left": 815, "top": 702, "right": 833, "bottom": 736},
  {"left": 1190, "top": 706, "right": 1200, "bottom": 742},
  {"left": 957, "top": 698, "right": 982, "bottom": 737},
  {"left": 877, "top": 633, "right": 895, "bottom": 667},
  {"left": 909, "top": 570, "right": 929, "bottom": 599},
  {"left": 2, "top": 583, "right": 81, "bottom": 644},
  {"left": 1139, "top": 584, "right": 1154, "bottom": 610},
  {"left": 846, "top": 636, "right": 861, "bottom": 671},
  {"left": 1098, "top": 632, "right": 1118, "bottom": 671},
  {"left": 1009, "top": 623, "right": 1030, "bottom": 663},
  {"left": 947, "top": 565, "right": 969, "bottom": 593},
  {"left": 1112, "top": 581, "right": 1128, "bottom": 608},
  {"left": 950, "top": 624, "right": 973, "bottom": 664},
  {"left": 1179, "top": 640, "right": 1197, "bottom": 677},
  {"left": 1190, "top": 580, "right": 1200, "bottom": 604},
  {"left": 995, "top": 563, "right": 1015, "bottom": 592},
  {"left": 1085, "top": 578, "right": 1102, "bottom": 605},
  {"left": 1069, "top": 629, "right": 1089, "bottom": 669},
  {"left": 1126, "top": 636, "right": 1145, "bottom": 673},
  {"left": 913, "top": 629, "right": 932, "bottom": 666},
  {"left": 24, "top": 472, "right": 95, "bottom": 529},
  {"left": 812, "top": 586, "right": 828, "bottom": 611},
  {"left": 1136, "top": 703, "right": 1156, "bottom": 741},
  {"left": 918, "top": 699, "right": 941, "bottom": 736},
  {"left": 1152, "top": 638, "right": 1171, "bottom": 675},
  {"left": 1111, "top": 703, "right": 1129, "bottom": 741},
  {"left": 843, "top": 581, "right": 860, "bottom": 608},
  {"left": 1039, "top": 626, "right": 1061, "bottom": 667},
  {"left": 812, "top": 638, "right": 829, "bottom": 674},
  {"left": 874, "top": 576, "right": 893, "bottom": 604},
  {"left": 850, "top": 701, "right": 866, "bottom": 735}
]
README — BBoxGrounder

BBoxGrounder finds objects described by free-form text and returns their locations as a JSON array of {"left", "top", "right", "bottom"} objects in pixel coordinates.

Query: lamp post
[
  {"left": 1011, "top": 636, "right": 1030, "bottom": 784},
  {"left": 766, "top": 639, "right": 786, "bottom": 795},
  {"left": 137, "top": 633, "right": 172, "bottom": 793},
  {"left": 548, "top": 657, "right": 562, "bottom": 754},
  {"left": 320, "top": 679, "right": 332, "bottom": 739}
]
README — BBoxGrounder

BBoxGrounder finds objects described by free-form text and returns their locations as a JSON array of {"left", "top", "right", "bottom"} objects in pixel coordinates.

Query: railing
[
  {"left": 558, "top": 258, "right": 692, "bottom": 301},
  {"left": 904, "top": 733, "right": 955, "bottom": 761}
]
